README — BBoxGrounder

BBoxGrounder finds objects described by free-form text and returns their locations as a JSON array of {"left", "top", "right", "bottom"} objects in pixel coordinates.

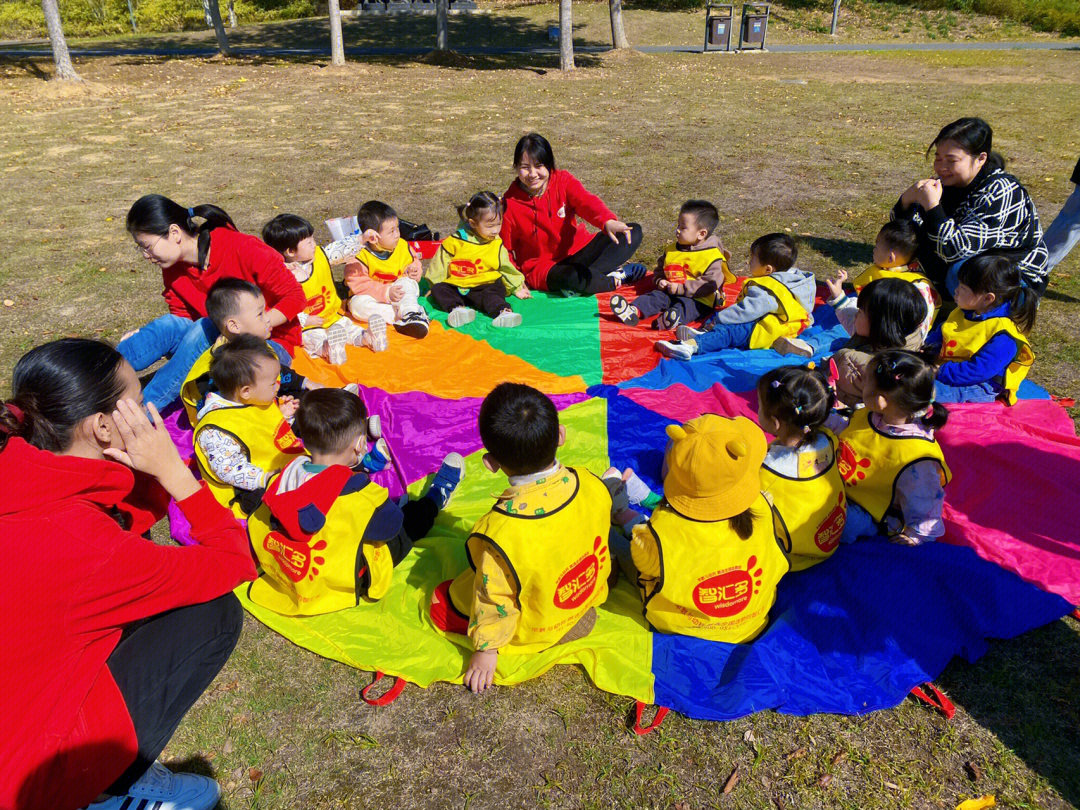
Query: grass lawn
[{"left": 1, "top": 22, "right": 1079, "bottom": 810}]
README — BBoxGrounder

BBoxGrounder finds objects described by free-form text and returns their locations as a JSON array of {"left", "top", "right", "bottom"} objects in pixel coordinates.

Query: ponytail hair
[
  {"left": 756, "top": 364, "right": 834, "bottom": 443},
  {"left": 2, "top": 339, "right": 129, "bottom": 453},
  {"left": 867, "top": 348, "right": 949, "bottom": 432},
  {"left": 928, "top": 116, "right": 1005, "bottom": 172},
  {"left": 957, "top": 254, "right": 1038, "bottom": 334},
  {"left": 456, "top": 191, "right": 504, "bottom": 226},
  {"left": 126, "top": 194, "right": 236, "bottom": 269}
]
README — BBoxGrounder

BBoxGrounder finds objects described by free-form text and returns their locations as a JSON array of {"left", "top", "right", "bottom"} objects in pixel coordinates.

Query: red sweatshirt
[
  {"left": 500, "top": 170, "right": 617, "bottom": 291},
  {"left": 0, "top": 438, "right": 257, "bottom": 810},
  {"left": 160, "top": 226, "right": 306, "bottom": 351}
]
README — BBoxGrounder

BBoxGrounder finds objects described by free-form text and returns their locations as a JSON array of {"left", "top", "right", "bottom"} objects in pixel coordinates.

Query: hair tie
[
  {"left": 793, "top": 403, "right": 803, "bottom": 415},
  {"left": 802, "top": 425, "right": 811, "bottom": 434},
  {"left": 188, "top": 207, "right": 195, "bottom": 218},
  {"left": 806, "top": 361, "right": 816, "bottom": 370},
  {"left": 771, "top": 380, "right": 782, "bottom": 389},
  {"left": 1, "top": 403, "right": 24, "bottom": 434}
]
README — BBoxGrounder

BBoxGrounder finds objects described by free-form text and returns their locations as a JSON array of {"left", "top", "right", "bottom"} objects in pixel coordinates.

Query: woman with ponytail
[
  {"left": 119, "top": 194, "right": 306, "bottom": 411},
  {"left": 892, "top": 117, "right": 1049, "bottom": 297},
  {"left": 0, "top": 339, "right": 255, "bottom": 810}
]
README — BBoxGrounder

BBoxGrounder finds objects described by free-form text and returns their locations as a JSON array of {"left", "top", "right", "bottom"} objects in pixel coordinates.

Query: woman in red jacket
[
  {"left": 0, "top": 339, "right": 257, "bottom": 810},
  {"left": 500, "top": 133, "right": 645, "bottom": 296},
  {"left": 118, "top": 194, "right": 307, "bottom": 412}
]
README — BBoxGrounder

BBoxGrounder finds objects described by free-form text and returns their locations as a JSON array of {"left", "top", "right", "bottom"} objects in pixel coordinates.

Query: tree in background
[
  {"left": 329, "top": 0, "right": 344, "bottom": 63},
  {"left": 559, "top": 0, "right": 573, "bottom": 70},
  {"left": 436, "top": 0, "right": 448, "bottom": 50},
  {"left": 831, "top": 0, "right": 841, "bottom": 34},
  {"left": 201, "top": 0, "right": 231, "bottom": 55},
  {"left": 41, "top": 0, "right": 80, "bottom": 80},
  {"left": 228, "top": 0, "right": 238, "bottom": 27},
  {"left": 609, "top": 0, "right": 629, "bottom": 49}
]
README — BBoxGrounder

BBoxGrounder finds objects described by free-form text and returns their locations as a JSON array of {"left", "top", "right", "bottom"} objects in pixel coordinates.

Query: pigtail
[
  {"left": 1010, "top": 282, "right": 1039, "bottom": 334},
  {"left": 730, "top": 507, "right": 756, "bottom": 540},
  {"left": 920, "top": 401, "right": 949, "bottom": 432},
  {"left": 0, "top": 401, "right": 28, "bottom": 452},
  {"left": 189, "top": 204, "right": 236, "bottom": 269},
  {"left": 756, "top": 364, "right": 834, "bottom": 444}
]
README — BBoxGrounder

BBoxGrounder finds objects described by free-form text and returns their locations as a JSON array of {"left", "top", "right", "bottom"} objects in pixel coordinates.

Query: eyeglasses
[{"left": 133, "top": 235, "right": 163, "bottom": 257}]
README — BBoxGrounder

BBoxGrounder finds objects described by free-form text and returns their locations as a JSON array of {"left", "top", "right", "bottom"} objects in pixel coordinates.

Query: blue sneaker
[
  {"left": 426, "top": 452, "right": 465, "bottom": 510},
  {"left": 608, "top": 262, "right": 647, "bottom": 288}
]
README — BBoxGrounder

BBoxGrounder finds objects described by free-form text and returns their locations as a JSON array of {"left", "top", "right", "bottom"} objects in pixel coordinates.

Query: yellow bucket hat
[{"left": 663, "top": 413, "right": 767, "bottom": 522}]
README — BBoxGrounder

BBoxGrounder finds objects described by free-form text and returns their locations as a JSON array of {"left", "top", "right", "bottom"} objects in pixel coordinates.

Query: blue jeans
[
  {"left": 695, "top": 320, "right": 756, "bottom": 353},
  {"left": 840, "top": 500, "right": 877, "bottom": 544},
  {"left": 117, "top": 314, "right": 218, "bottom": 412},
  {"left": 1044, "top": 182, "right": 1080, "bottom": 271},
  {"left": 934, "top": 379, "right": 1000, "bottom": 403}
]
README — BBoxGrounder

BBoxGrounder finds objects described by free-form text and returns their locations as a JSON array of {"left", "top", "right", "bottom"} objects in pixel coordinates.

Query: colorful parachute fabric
[{"left": 238, "top": 283, "right": 1077, "bottom": 722}]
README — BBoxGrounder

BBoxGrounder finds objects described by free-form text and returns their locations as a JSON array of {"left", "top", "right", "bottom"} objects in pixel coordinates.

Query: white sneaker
[
  {"left": 326, "top": 320, "right": 349, "bottom": 366},
  {"left": 491, "top": 309, "right": 522, "bottom": 328},
  {"left": 676, "top": 324, "right": 706, "bottom": 342},
  {"left": 447, "top": 306, "right": 477, "bottom": 328},
  {"left": 772, "top": 336, "right": 814, "bottom": 357},
  {"left": 85, "top": 761, "right": 220, "bottom": 810},
  {"left": 365, "top": 314, "right": 388, "bottom": 352}
]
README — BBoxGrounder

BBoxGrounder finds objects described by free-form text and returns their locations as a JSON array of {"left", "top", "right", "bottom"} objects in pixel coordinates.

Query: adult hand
[
  {"left": 464, "top": 649, "right": 498, "bottom": 694},
  {"left": 915, "top": 178, "right": 943, "bottom": 210},
  {"left": 388, "top": 286, "right": 405, "bottom": 303},
  {"left": 514, "top": 287, "right": 532, "bottom": 299},
  {"left": 103, "top": 399, "right": 200, "bottom": 501},
  {"left": 603, "top": 219, "right": 634, "bottom": 244}
]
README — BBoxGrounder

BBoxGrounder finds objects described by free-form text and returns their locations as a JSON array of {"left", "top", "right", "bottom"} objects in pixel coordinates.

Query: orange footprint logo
[
  {"left": 838, "top": 441, "right": 871, "bottom": 484},
  {"left": 553, "top": 537, "right": 606, "bottom": 610},
  {"left": 692, "top": 556, "right": 762, "bottom": 618},
  {"left": 814, "top": 491, "right": 847, "bottom": 552},
  {"left": 941, "top": 339, "right": 959, "bottom": 359},
  {"left": 263, "top": 534, "right": 327, "bottom": 583}
]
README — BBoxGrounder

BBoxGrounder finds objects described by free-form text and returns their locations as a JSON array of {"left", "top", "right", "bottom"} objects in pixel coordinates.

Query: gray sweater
[{"left": 714, "top": 269, "right": 817, "bottom": 325}]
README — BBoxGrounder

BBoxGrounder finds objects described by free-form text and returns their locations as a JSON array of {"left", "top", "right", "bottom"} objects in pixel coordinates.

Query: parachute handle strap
[
  {"left": 632, "top": 701, "right": 670, "bottom": 735},
  {"left": 360, "top": 671, "right": 406, "bottom": 706},
  {"left": 909, "top": 682, "right": 955, "bottom": 719}
]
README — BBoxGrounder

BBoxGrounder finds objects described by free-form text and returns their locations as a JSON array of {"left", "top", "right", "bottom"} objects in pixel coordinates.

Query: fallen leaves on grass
[
  {"left": 248, "top": 766, "right": 263, "bottom": 782},
  {"left": 955, "top": 796, "right": 995, "bottom": 810},
  {"left": 964, "top": 761, "right": 983, "bottom": 781},
  {"left": 785, "top": 747, "right": 808, "bottom": 761},
  {"left": 722, "top": 767, "right": 739, "bottom": 794}
]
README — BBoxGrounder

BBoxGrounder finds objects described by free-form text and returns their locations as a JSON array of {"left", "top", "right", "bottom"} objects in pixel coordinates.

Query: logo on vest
[
  {"left": 692, "top": 556, "right": 763, "bottom": 618},
  {"left": 553, "top": 536, "right": 607, "bottom": 610},
  {"left": 275, "top": 421, "right": 304, "bottom": 454},
  {"left": 942, "top": 339, "right": 961, "bottom": 359},
  {"left": 264, "top": 533, "right": 327, "bottom": 583},
  {"left": 814, "top": 492, "right": 846, "bottom": 552},
  {"left": 449, "top": 259, "right": 482, "bottom": 278},
  {"left": 837, "top": 440, "right": 871, "bottom": 483},
  {"left": 664, "top": 262, "right": 690, "bottom": 284},
  {"left": 306, "top": 293, "right": 326, "bottom": 315}
]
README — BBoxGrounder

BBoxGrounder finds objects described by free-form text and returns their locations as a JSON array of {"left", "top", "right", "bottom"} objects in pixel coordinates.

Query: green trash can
[
  {"left": 738, "top": 2, "right": 770, "bottom": 50},
  {"left": 704, "top": 3, "right": 734, "bottom": 52}
]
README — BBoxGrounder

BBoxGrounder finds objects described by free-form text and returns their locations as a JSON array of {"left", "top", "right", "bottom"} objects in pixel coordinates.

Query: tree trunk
[
  {"left": 559, "top": 0, "right": 574, "bottom": 71},
  {"left": 608, "top": 0, "right": 629, "bottom": 50},
  {"left": 228, "top": 0, "right": 237, "bottom": 27},
  {"left": 127, "top": 0, "right": 137, "bottom": 32},
  {"left": 830, "top": 0, "right": 841, "bottom": 35},
  {"left": 435, "top": 0, "right": 448, "bottom": 50},
  {"left": 202, "top": 0, "right": 232, "bottom": 56},
  {"left": 328, "top": 0, "right": 345, "bottom": 64},
  {"left": 41, "top": 0, "right": 80, "bottom": 81}
]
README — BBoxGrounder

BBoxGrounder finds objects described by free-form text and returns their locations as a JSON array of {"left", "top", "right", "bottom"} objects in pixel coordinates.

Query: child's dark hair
[
  {"left": 957, "top": 254, "right": 1038, "bottom": 334},
  {"left": 1, "top": 339, "right": 128, "bottom": 453},
  {"left": 857, "top": 278, "right": 926, "bottom": 350},
  {"left": 294, "top": 388, "right": 368, "bottom": 455},
  {"left": 750, "top": 233, "right": 797, "bottom": 273},
  {"left": 478, "top": 382, "right": 559, "bottom": 474},
  {"left": 209, "top": 334, "right": 278, "bottom": 399},
  {"left": 876, "top": 220, "right": 919, "bottom": 264},
  {"left": 679, "top": 199, "right": 719, "bottom": 237},
  {"left": 356, "top": 200, "right": 397, "bottom": 234},
  {"left": 867, "top": 349, "right": 949, "bottom": 431},
  {"left": 756, "top": 365, "right": 834, "bottom": 442},
  {"left": 205, "top": 278, "right": 263, "bottom": 333},
  {"left": 513, "top": 132, "right": 555, "bottom": 172},
  {"left": 928, "top": 116, "right": 1005, "bottom": 172},
  {"left": 127, "top": 194, "right": 235, "bottom": 269},
  {"left": 261, "top": 213, "right": 314, "bottom": 254},
  {"left": 457, "top": 191, "right": 504, "bottom": 225}
]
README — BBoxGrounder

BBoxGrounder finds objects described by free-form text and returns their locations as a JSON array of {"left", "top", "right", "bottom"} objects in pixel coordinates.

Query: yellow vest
[
  {"left": 741, "top": 275, "right": 812, "bottom": 350},
  {"left": 661, "top": 243, "right": 733, "bottom": 307},
  {"left": 852, "top": 264, "right": 941, "bottom": 324},
  {"left": 193, "top": 402, "right": 305, "bottom": 518},
  {"left": 439, "top": 234, "right": 505, "bottom": 288},
  {"left": 837, "top": 408, "right": 951, "bottom": 523},
  {"left": 759, "top": 432, "right": 846, "bottom": 572},
  {"left": 358, "top": 239, "right": 414, "bottom": 283},
  {"left": 299, "top": 247, "right": 344, "bottom": 329},
  {"left": 448, "top": 467, "right": 612, "bottom": 654},
  {"left": 641, "top": 494, "right": 789, "bottom": 643},
  {"left": 247, "top": 464, "right": 392, "bottom": 616},
  {"left": 180, "top": 343, "right": 218, "bottom": 426},
  {"left": 939, "top": 307, "right": 1034, "bottom": 406}
]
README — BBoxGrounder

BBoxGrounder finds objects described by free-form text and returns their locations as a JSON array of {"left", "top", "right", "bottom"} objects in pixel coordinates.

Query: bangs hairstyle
[
  {"left": 867, "top": 349, "right": 948, "bottom": 431},
  {"left": 294, "top": 388, "right": 368, "bottom": 455},
  {"left": 750, "top": 233, "right": 797, "bottom": 273},
  {"left": 957, "top": 254, "right": 1038, "bottom": 334},
  {"left": 928, "top": 116, "right": 1005, "bottom": 172},
  {"left": 756, "top": 365, "right": 834, "bottom": 441},
  {"left": 205, "top": 278, "right": 263, "bottom": 333},
  {"left": 457, "top": 191, "right": 505, "bottom": 224},
  {"left": 208, "top": 334, "right": 278, "bottom": 399},
  {"left": 857, "top": 278, "right": 926, "bottom": 351},
  {"left": 478, "top": 382, "right": 559, "bottom": 474},
  {"left": 679, "top": 199, "right": 720, "bottom": 237},
  {"left": 262, "top": 213, "right": 314, "bottom": 254},
  {"left": 513, "top": 133, "right": 555, "bottom": 172},
  {"left": 876, "top": 220, "right": 919, "bottom": 264},
  {"left": 356, "top": 200, "right": 398, "bottom": 234},
  {"left": 126, "top": 194, "right": 235, "bottom": 269}
]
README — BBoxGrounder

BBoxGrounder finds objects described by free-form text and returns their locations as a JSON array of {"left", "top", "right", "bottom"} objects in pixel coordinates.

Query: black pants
[
  {"left": 429, "top": 280, "right": 508, "bottom": 319},
  {"left": 631, "top": 289, "right": 715, "bottom": 322},
  {"left": 359, "top": 496, "right": 438, "bottom": 595},
  {"left": 546, "top": 223, "right": 644, "bottom": 296},
  {"left": 105, "top": 593, "right": 243, "bottom": 793}
]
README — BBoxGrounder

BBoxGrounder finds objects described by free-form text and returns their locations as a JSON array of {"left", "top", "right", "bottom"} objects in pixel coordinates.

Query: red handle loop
[
  {"left": 360, "top": 671, "right": 407, "bottom": 706},
  {"left": 1071, "top": 607, "right": 1080, "bottom": 621},
  {"left": 909, "top": 682, "right": 955, "bottom": 719},
  {"left": 632, "top": 701, "right": 670, "bottom": 735}
]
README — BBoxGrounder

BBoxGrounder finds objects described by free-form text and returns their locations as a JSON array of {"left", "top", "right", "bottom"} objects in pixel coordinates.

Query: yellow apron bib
[
  {"left": 247, "top": 465, "right": 392, "bottom": 616},
  {"left": 300, "top": 247, "right": 344, "bottom": 329},
  {"left": 742, "top": 275, "right": 812, "bottom": 350},
  {"left": 439, "top": 234, "right": 505, "bottom": 288},
  {"left": 358, "top": 239, "right": 414, "bottom": 283},
  {"left": 661, "top": 243, "right": 733, "bottom": 307},
  {"left": 837, "top": 408, "right": 951, "bottom": 523},
  {"left": 852, "top": 264, "right": 941, "bottom": 324},
  {"left": 759, "top": 431, "right": 846, "bottom": 572},
  {"left": 180, "top": 342, "right": 219, "bottom": 426},
  {"left": 448, "top": 467, "right": 613, "bottom": 654},
  {"left": 939, "top": 307, "right": 1033, "bottom": 406},
  {"left": 193, "top": 402, "right": 305, "bottom": 518},
  {"left": 642, "top": 494, "right": 789, "bottom": 643}
]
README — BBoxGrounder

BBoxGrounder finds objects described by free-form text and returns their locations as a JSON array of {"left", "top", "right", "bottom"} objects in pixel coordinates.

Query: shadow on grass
[
  {"left": 1042, "top": 286, "right": 1080, "bottom": 304},
  {"left": 938, "top": 616, "right": 1080, "bottom": 807},
  {"left": 799, "top": 235, "right": 873, "bottom": 269}
]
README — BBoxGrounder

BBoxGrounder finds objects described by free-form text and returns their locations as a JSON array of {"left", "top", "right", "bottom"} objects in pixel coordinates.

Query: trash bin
[
  {"left": 704, "top": 3, "right": 733, "bottom": 51},
  {"left": 739, "top": 3, "right": 770, "bottom": 49}
]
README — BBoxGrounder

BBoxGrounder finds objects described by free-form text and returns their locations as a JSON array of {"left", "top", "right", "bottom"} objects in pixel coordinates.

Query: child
[
  {"left": 609, "top": 199, "right": 733, "bottom": 330},
  {"left": 426, "top": 191, "right": 531, "bottom": 328},
  {"left": 430, "top": 383, "right": 613, "bottom": 694},
  {"left": 657, "top": 233, "right": 815, "bottom": 359},
  {"left": 262, "top": 213, "right": 386, "bottom": 363},
  {"left": 835, "top": 349, "right": 951, "bottom": 546},
  {"left": 612, "top": 414, "right": 789, "bottom": 643},
  {"left": 756, "top": 366, "right": 846, "bottom": 571},
  {"left": 343, "top": 200, "right": 430, "bottom": 339},
  {"left": 246, "top": 388, "right": 465, "bottom": 616},
  {"left": 928, "top": 254, "right": 1036, "bottom": 405},
  {"left": 193, "top": 335, "right": 306, "bottom": 518}
]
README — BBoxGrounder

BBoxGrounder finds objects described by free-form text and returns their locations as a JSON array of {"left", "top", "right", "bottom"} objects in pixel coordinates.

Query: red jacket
[
  {"left": 0, "top": 438, "right": 257, "bottom": 810},
  {"left": 160, "top": 226, "right": 306, "bottom": 351},
  {"left": 500, "top": 170, "right": 617, "bottom": 291}
]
